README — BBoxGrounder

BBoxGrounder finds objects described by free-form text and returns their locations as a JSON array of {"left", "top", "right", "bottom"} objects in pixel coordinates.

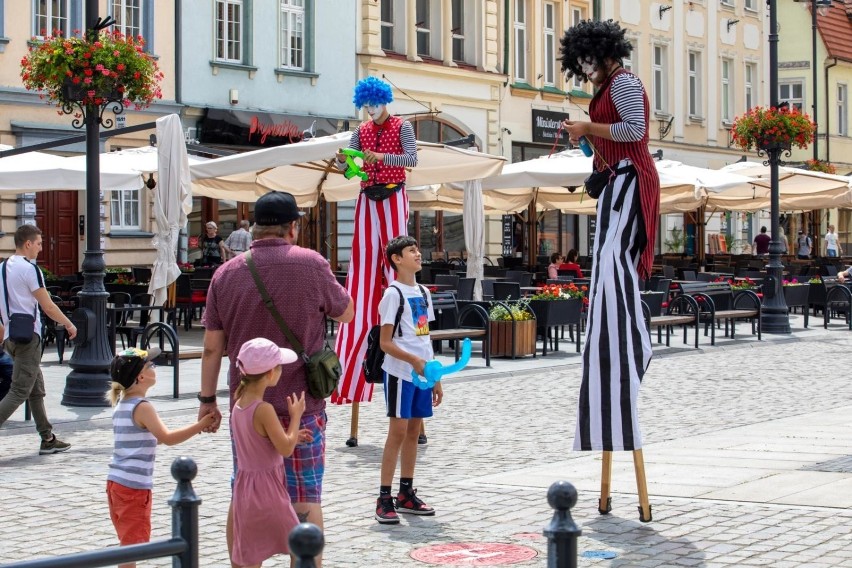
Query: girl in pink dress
[{"left": 230, "top": 338, "right": 314, "bottom": 568}]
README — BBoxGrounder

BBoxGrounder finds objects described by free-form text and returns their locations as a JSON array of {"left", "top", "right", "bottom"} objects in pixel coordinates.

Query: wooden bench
[
  {"left": 676, "top": 281, "right": 762, "bottom": 345},
  {"left": 642, "top": 294, "right": 700, "bottom": 348},
  {"left": 430, "top": 303, "right": 491, "bottom": 366}
]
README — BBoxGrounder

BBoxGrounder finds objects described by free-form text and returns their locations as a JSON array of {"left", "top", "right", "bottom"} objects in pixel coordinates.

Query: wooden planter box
[{"left": 489, "top": 319, "right": 536, "bottom": 357}]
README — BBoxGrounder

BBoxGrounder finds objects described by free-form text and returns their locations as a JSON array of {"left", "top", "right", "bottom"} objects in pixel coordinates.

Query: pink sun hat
[{"left": 236, "top": 338, "right": 298, "bottom": 375}]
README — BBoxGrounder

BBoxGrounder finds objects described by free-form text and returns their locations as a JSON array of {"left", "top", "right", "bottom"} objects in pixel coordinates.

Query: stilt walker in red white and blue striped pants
[{"left": 332, "top": 78, "right": 418, "bottom": 446}]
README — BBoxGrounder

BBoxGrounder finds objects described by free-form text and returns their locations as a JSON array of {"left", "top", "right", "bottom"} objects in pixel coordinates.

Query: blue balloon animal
[{"left": 411, "top": 338, "right": 472, "bottom": 389}]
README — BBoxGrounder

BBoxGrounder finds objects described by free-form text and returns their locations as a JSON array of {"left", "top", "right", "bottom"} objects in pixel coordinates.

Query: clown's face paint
[
  {"left": 578, "top": 57, "right": 599, "bottom": 81},
  {"left": 365, "top": 104, "right": 387, "bottom": 121}
]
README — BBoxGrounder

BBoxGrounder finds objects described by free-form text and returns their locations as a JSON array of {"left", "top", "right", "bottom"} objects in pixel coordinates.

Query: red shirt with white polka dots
[{"left": 359, "top": 115, "right": 407, "bottom": 187}]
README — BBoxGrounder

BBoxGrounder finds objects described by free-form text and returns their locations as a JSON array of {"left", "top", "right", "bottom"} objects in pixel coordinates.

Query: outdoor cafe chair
[
  {"left": 504, "top": 270, "right": 532, "bottom": 287},
  {"left": 492, "top": 281, "right": 521, "bottom": 301},
  {"left": 480, "top": 278, "right": 495, "bottom": 300},
  {"left": 434, "top": 274, "right": 460, "bottom": 290},
  {"left": 175, "top": 274, "right": 206, "bottom": 331},
  {"left": 455, "top": 277, "right": 475, "bottom": 301},
  {"left": 116, "top": 293, "right": 155, "bottom": 349}
]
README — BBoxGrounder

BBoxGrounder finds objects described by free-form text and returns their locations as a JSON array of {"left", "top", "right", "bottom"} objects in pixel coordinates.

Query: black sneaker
[
  {"left": 39, "top": 435, "right": 71, "bottom": 455},
  {"left": 396, "top": 489, "right": 435, "bottom": 516},
  {"left": 375, "top": 496, "right": 400, "bottom": 524},
  {"left": 418, "top": 434, "right": 428, "bottom": 445}
]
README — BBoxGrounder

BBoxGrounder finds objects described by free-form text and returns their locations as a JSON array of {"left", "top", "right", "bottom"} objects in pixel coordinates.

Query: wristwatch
[{"left": 197, "top": 393, "right": 217, "bottom": 404}]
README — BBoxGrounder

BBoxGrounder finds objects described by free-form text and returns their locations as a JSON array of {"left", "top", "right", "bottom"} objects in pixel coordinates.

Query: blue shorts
[
  {"left": 231, "top": 411, "right": 326, "bottom": 504},
  {"left": 384, "top": 373, "right": 433, "bottom": 419}
]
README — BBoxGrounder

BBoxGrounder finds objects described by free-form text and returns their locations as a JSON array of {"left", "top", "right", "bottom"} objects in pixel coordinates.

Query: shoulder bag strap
[
  {"left": 244, "top": 251, "right": 308, "bottom": 362},
  {"left": 1, "top": 260, "right": 9, "bottom": 325},
  {"left": 389, "top": 284, "right": 405, "bottom": 337}
]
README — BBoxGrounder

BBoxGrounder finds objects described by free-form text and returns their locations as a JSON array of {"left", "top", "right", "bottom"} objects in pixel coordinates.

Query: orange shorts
[{"left": 106, "top": 480, "right": 152, "bottom": 546}]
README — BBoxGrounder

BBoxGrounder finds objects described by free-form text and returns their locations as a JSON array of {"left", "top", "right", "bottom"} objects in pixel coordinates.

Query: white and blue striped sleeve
[
  {"left": 609, "top": 74, "right": 647, "bottom": 142},
  {"left": 382, "top": 121, "right": 418, "bottom": 167}
]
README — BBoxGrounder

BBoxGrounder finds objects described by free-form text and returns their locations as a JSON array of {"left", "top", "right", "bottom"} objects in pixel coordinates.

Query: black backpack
[{"left": 363, "top": 284, "right": 428, "bottom": 384}]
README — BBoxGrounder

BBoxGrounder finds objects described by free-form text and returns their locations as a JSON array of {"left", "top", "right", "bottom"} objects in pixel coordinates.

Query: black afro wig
[{"left": 559, "top": 19, "right": 633, "bottom": 83}]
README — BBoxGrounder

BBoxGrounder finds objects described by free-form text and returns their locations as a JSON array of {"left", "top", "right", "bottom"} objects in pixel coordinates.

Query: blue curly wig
[{"left": 353, "top": 76, "right": 394, "bottom": 108}]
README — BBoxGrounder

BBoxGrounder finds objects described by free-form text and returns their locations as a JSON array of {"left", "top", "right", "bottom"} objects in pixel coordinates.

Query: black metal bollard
[
  {"left": 289, "top": 523, "right": 325, "bottom": 568},
  {"left": 169, "top": 456, "right": 201, "bottom": 568},
  {"left": 543, "top": 481, "right": 582, "bottom": 568}
]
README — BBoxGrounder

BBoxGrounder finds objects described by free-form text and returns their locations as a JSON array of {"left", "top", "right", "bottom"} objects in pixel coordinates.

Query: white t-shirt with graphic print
[{"left": 377, "top": 282, "right": 435, "bottom": 381}]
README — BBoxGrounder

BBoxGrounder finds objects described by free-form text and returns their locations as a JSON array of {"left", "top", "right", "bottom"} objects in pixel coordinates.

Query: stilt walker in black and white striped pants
[{"left": 560, "top": 20, "right": 660, "bottom": 522}]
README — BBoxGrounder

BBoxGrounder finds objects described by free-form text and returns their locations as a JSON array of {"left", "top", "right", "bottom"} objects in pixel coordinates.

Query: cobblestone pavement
[{"left": 2, "top": 330, "right": 852, "bottom": 566}]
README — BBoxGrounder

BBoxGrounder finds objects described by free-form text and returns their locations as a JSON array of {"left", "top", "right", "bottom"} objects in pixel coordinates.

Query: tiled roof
[{"left": 817, "top": 1, "right": 852, "bottom": 63}]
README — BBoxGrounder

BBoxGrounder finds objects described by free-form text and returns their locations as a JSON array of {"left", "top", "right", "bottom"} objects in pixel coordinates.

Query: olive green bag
[{"left": 245, "top": 252, "right": 341, "bottom": 399}]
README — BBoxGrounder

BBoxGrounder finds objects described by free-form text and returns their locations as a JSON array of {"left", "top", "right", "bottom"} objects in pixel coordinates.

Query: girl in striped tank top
[{"left": 106, "top": 347, "right": 215, "bottom": 565}]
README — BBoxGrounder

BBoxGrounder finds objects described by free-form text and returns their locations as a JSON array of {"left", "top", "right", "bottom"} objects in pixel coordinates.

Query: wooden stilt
[
  {"left": 598, "top": 451, "right": 612, "bottom": 514},
  {"left": 633, "top": 449, "right": 652, "bottom": 522},
  {"left": 345, "top": 402, "right": 359, "bottom": 447}
]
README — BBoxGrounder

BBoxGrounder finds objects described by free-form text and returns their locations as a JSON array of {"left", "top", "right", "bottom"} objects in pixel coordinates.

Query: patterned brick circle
[{"left": 411, "top": 542, "right": 538, "bottom": 565}]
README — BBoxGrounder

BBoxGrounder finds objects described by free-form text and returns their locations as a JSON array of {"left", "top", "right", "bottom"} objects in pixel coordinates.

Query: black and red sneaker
[
  {"left": 375, "top": 496, "right": 400, "bottom": 524},
  {"left": 395, "top": 489, "right": 435, "bottom": 516}
]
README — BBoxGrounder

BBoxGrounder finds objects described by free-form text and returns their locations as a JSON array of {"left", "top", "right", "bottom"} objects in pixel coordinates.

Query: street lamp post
[
  {"left": 61, "top": 7, "right": 121, "bottom": 406},
  {"left": 761, "top": 0, "right": 792, "bottom": 334}
]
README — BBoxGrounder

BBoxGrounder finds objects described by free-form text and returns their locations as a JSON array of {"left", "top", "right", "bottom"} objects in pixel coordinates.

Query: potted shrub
[
  {"left": 20, "top": 29, "right": 163, "bottom": 110},
  {"left": 528, "top": 283, "right": 587, "bottom": 355},
  {"left": 731, "top": 105, "right": 815, "bottom": 153},
  {"left": 782, "top": 278, "right": 810, "bottom": 327},
  {"left": 488, "top": 300, "right": 536, "bottom": 357}
]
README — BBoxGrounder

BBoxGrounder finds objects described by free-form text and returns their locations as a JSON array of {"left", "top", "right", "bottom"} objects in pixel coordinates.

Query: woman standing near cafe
[
  {"left": 200, "top": 221, "right": 226, "bottom": 266},
  {"left": 559, "top": 19, "right": 660, "bottom": 520}
]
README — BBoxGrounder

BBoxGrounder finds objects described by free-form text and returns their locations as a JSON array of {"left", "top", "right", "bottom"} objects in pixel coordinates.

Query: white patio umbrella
[
  {"left": 148, "top": 115, "right": 193, "bottom": 308},
  {"left": 707, "top": 162, "right": 852, "bottom": 212},
  {"left": 189, "top": 132, "right": 506, "bottom": 206},
  {"left": 64, "top": 144, "right": 207, "bottom": 176},
  {"left": 0, "top": 144, "right": 142, "bottom": 192},
  {"left": 462, "top": 179, "right": 485, "bottom": 300}
]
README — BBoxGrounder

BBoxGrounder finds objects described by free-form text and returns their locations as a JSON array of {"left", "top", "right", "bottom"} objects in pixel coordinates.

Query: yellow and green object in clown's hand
[{"left": 340, "top": 148, "right": 369, "bottom": 181}]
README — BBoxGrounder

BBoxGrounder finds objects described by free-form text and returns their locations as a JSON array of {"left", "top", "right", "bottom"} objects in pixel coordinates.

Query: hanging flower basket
[
  {"left": 20, "top": 29, "right": 163, "bottom": 109},
  {"left": 730, "top": 106, "right": 815, "bottom": 152}
]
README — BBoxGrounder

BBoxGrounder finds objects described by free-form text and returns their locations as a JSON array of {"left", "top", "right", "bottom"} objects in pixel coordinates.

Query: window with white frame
[
  {"left": 110, "top": 189, "right": 140, "bottom": 230},
  {"left": 380, "top": 0, "right": 393, "bottom": 51},
  {"left": 745, "top": 62, "right": 756, "bottom": 111},
  {"left": 415, "top": 0, "right": 430, "bottom": 57},
  {"left": 838, "top": 84, "right": 848, "bottom": 136},
  {"left": 652, "top": 44, "right": 668, "bottom": 113},
  {"left": 111, "top": 0, "right": 141, "bottom": 38},
  {"left": 688, "top": 51, "right": 702, "bottom": 117},
  {"left": 542, "top": 2, "right": 556, "bottom": 86},
  {"left": 451, "top": 0, "right": 464, "bottom": 62},
  {"left": 215, "top": 0, "right": 242, "bottom": 62},
  {"left": 280, "top": 0, "right": 304, "bottom": 69},
  {"left": 745, "top": 0, "right": 756, "bottom": 9},
  {"left": 571, "top": 7, "right": 584, "bottom": 89},
  {"left": 33, "top": 0, "right": 70, "bottom": 38},
  {"left": 513, "top": 0, "right": 527, "bottom": 82},
  {"left": 779, "top": 80, "right": 804, "bottom": 111},
  {"left": 721, "top": 58, "right": 734, "bottom": 122},
  {"left": 721, "top": 0, "right": 734, "bottom": 6}
]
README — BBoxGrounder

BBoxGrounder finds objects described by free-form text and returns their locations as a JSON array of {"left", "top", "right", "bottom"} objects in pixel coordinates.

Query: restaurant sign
[
  {"left": 531, "top": 109, "right": 570, "bottom": 144},
  {"left": 199, "top": 109, "right": 342, "bottom": 148}
]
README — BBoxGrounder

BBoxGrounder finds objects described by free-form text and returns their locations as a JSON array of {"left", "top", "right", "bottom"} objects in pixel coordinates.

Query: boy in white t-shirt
[{"left": 375, "top": 236, "right": 442, "bottom": 524}]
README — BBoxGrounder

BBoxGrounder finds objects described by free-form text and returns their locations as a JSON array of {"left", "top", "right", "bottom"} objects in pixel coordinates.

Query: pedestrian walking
[
  {"left": 753, "top": 226, "right": 771, "bottom": 256},
  {"left": 106, "top": 347, "right": 215, "bottom": 568},
  {"left": 375, "top": 236, "right": 443, "bottom": 524},
  {"left": 797, "top": 229, "right": 813, "bottom": 259},
  {"left": 224, "top": 219, "right": 252, "bottom": 260},
  {"left": 0, "top": 224, "right": 77, "bottom": 454},
  {"left": 824, "top": 225, "right": 842, "bottom": 258},
  {"left": 559, "top": 19, "right": 658, "bottom": 520},
  {"left": 199, "top": 190, "right": 353, "bottom": 568},
  {"left": 229, "top": 338, "right": 314, "bottom": 568}
]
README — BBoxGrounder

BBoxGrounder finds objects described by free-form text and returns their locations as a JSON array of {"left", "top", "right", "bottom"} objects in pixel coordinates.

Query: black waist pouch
[
  {"left": 362, "top": 183, "right": 403, "bottom": 201},
  {"left": 584, "top": 169, "right": 613, "bottom": 199}
]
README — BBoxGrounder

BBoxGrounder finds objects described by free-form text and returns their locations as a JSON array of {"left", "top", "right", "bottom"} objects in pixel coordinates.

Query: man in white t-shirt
[
  {"left": 0, "top": 224, "right": 78, "bottom": 454},
  {"left": 824, "top": 224, "right": 843, "bottom": 258}
]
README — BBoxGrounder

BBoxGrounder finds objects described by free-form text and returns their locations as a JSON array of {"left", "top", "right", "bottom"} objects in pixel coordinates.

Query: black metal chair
[
  {"left": 116, "top": 293, "right": 155, "bottom": 349},
  {"left": 434, "top": 274, "right": 460, "bottom": 289},
  {"left": 174, "top": 274, "right": 206, "bottom": 331},
  {"left": 492, "top": 281, "right": 521, "bottom": 301},
  {"left": 504, "top": 270, "right": 533, "bottom": 287},
  {"left": 455, "top": 277, "right": 475, "bottom": 301},
  {"left": 480, "top": 278, "right": 495, "bottom": 299}
]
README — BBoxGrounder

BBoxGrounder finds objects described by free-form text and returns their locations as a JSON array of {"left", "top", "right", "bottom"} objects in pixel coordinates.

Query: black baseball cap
[
  {"left": 110, "top": 347, "right": 161, "bottom": 389},
  {"left": 254, "top": 191, "right": 305, "bottom": 226}
]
